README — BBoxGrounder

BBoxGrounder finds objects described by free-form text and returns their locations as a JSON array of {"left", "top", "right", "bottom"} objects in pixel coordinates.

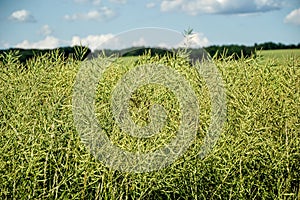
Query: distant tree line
[
  {"left": 0, "top": 46, "right": 91, "bottom": 64},
  {"left": 203, "top": 42, "right": 300, "bottom": 59},
  {"left": 89, "top": 41, "right": 300, "bottom": 60},
  {"left": 0, "top": 42, "right": 299, "bottom": 64},
  {"left": 254, "top": 42, "right": 300, "bottom": 50}
]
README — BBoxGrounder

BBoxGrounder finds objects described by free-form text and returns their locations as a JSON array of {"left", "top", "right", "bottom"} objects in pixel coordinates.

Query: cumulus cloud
[
  {"left": 73, "top": 0, "right": 89, "bottom": 3},
  {"left": 12, "top": 30, "right": 209, "bottom": 51},
  {"left": 73, "top": 0, "right": 101, "bottom": 5},
  {"left": 15, "top": 36, "right": 61, "bottom": 49},
  {"left": 160, "top": 0, "right": 283, "bottom": 15},
  {"left": 9, "top": 9, "right": 36, "bottom": 23},
  {"left": 73, "top": 0, "right": 126, "bottom": 4},
  {"left": 71, "top": 34, "right": 117, "bottom": 51},
  {"left": 109, "top": 0, "right": 127, "bottom": 4},
  {"left": 177, "top": 32, "right": 210, "bottom": 47},
  {"left": 64, "top": 7, "right": 115, "bottom": 21},
  {"left": 92, "top": 0, "right": 102, "bottom": 5},
  {"left": 38, "top": 25, "right": 53, "bottom": 36},
  {"left": 161, "top": 0, "right": 184, "bottom": 12},
  {"left": 284, "top": 8, "right": 300, "bottom": 25},
  {"left": 13, "top": 34, "right": 117, "bottom": 51},
  {"left": 132, "top": 37, "right": 148, "bottom": 47},
  {"left": 129, "top": 33, "right": 209, "bottom": 48}
]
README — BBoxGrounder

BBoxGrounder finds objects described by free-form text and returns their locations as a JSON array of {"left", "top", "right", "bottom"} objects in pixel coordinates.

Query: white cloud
[
  {"left": 73, "top": 0, "right": 89, "bottom": 3},
  {"left": 157, "top": 42, "right": 170, "bottom": 48},
  {"left": 92, "top": 0, "right": 102, "bottom": 5},
  {"left": 161, "top": 0, "right": 184, "bottom": 12},
  {"left": 129, "top": 32, "right": 210, "bottom": 48},
  {"left": 160, "top": 0, "right": 283, "bottom": 15},
  {"left": 13, "top": 34, "right": 117, "bottom": 51},
  {"left": 11, "top": 30, "right": 209, "bottom": 52},
  {"left": 190, "top": 33, "right": 210, "bottom": 47},
  {"left": 73, "top": 0, "right": 101, "bottom": 4},
  {"left": 15, "top": 36, "right": 61, "bottom": 49},
  {"left": 98, "top": 7, "right": 115, "bottom": 18},
  {"left": 71, "top": 34, "right": 117, "bottom": 51},
  {"left": 73, "top": 0, "right": 126, "bottom": 4},
  {"left": 177, "top": 32, "right": 210, "bottom": 47},
  {"left": 132, "top": 37, "right": 148, "bottom": 47},
  {"left": 9, "top": 9, "right": 36, "bottom": 23},
  {"left": 109, "top": 0, "right": 127, "bottom": 4},
  {"left": 64, "top": 7, "right": 115, "bottom": 21},
  {"left": 146, "top": 2, "right": 156, "bottom": 8},
  {"left": 284, "top": 8, "right": 300, "bottom": 25},
  {"left": 38, "top": 25, "right": 53, "bottom": 36}
]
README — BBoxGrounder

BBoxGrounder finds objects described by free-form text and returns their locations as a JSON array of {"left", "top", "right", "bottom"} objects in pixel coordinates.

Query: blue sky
[{"left": 0, "top": 0, "right": 300, "bottom": 51}]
